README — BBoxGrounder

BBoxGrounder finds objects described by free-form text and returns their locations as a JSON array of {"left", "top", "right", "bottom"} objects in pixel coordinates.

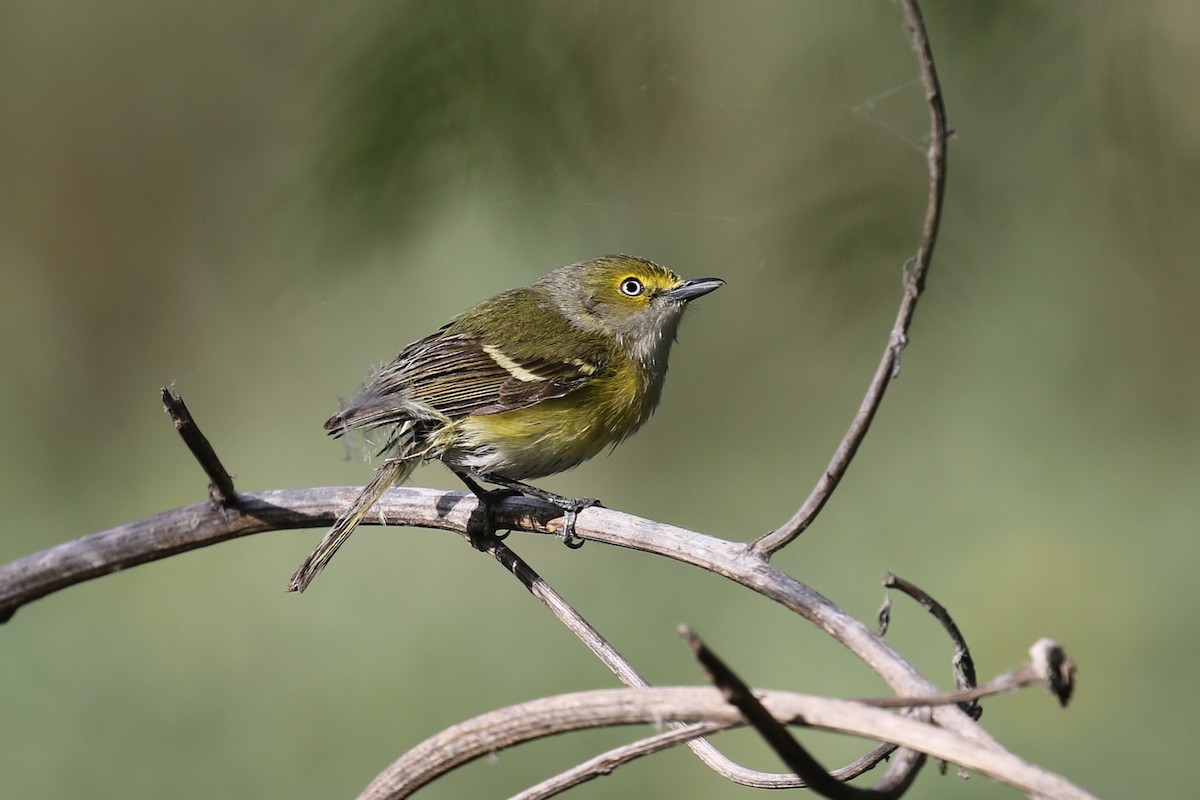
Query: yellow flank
[{"left": 451, "top": 356, "right": 650, "bottom": 479}]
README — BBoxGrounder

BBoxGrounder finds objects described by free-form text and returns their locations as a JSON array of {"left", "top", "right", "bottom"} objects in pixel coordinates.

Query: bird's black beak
[{"left": 667, "top": 277, "right": 724, "bottom": 302}]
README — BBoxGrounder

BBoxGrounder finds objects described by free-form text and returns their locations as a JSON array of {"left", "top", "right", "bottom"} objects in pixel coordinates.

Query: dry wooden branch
[
  {"left": 514, "top": 732, "right": 899, "bottom": 800},
  {"left": 357, "top": 687, "right": 1097, "bottom": 800},
  {"left": 509, "top": 722, "right": 727, "bottom": 800},
  {"left": 0, "top": 488, "right": 993, "bottom": 711}
]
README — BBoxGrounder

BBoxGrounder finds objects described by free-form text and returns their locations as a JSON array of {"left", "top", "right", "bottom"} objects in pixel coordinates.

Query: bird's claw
[{"left": 558, "top": 497, "right": 601, "bottom": 548}]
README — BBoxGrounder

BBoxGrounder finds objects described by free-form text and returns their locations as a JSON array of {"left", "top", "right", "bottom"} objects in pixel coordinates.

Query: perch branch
[
  {"left": 751, "top": 0, "right": 949, "bottom": 559},
  {"left": 0, "top": 492, "right": 963, "bottom": 706}
]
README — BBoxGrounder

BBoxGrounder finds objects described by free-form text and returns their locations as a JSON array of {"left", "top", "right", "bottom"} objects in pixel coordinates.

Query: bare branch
[
  {"left": 357, "top": 687, "right": 1099, "bottom": 800},
  {"left": 161, "top": 386, "right": 237, "bottom": 505},
  {"left": 517, "top": 727, "right": 903, "bottom": 799},
  {"left": 751, "top": 0, "right": 949, "bottom": 559},
  {"left": 0, "top": 490, "right": 933, "bottom": 789},
  {"left": 0, "top": 493, "right": 947, "bottom": 701},
  {"left": 882, "top": 572, "right": 981, "bottom": 719}
]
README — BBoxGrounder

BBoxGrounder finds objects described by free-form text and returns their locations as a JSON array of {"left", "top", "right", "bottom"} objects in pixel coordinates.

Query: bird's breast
[{"left": 443, "top": 357, "right": 659, "bottom": 480}]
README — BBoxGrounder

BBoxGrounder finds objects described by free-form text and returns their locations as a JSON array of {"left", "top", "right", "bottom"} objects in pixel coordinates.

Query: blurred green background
[{"left": 2, "top": 1, "right": 1196, "bottom": 797}]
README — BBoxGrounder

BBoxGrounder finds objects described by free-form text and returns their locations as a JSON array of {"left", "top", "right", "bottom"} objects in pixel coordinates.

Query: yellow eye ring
[{"left": 619, "top": 277, "right": 644, "bottom": 297}]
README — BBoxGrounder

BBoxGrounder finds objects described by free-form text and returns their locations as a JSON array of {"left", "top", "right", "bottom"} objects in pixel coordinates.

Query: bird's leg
[
  {"left": 453, "top": 467, "right": 600, "bottom": 548},
  {"left": 449, "top": 468, "right": 521, "bottom": 549}
]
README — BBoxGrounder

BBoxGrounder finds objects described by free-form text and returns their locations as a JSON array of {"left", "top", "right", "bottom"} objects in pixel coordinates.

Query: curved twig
[
  {"left": 509, "top": 722, "right": 725, "bottom": 800},
  {"left": 882, "top": 572, "right": 981, "bottom": 719},
  {"left": 750, "top": 0, "right": 949, "bottom": 559}
]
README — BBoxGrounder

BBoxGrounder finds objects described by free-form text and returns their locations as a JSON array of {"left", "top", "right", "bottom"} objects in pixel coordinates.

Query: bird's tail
[{"left": 287, "top": 453, "right": 417, "bottom": 593}]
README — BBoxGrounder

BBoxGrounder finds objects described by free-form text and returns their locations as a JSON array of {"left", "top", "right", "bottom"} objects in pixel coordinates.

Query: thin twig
[
  {"left": 486, "top": 539, "right": 644, "bottom": 685},
  {"left": 161, "top": 387, "right": 237, "bottom": 505},
  {"left": 751, "top": 0, "right": 949, "bottom": 559},
  {"left": 882, "top": 572, "right": 980, "bottom": 719},
  {"left": 515, "top": 731, "right": 904, "bottom": 800},
  {"left": 509, "top": 722, "right": 725, "bottom": 800},
  {"left": 858, "top": 639, "right": 1076, "bottom": 710},
  {"left": 682, "top": 627, "right": 923, "bottom": 800}
]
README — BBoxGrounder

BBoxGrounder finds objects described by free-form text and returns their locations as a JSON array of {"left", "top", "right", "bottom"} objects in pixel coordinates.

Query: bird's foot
[
  {"left": 452, "top": 468, "right": 601, "bottom": 549},
  {"left": 549, "top": 496, "right": 601, "bottom": 548}
]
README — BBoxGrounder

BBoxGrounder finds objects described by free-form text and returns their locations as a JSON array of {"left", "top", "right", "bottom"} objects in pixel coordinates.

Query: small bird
[{"left": 287, "top": 254, "right": 723, "bottom": 592}]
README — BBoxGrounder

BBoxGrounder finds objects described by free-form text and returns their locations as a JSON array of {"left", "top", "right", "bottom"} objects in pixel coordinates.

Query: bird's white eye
[{"left": 619, "top": 277, "right": 645, "bottom": 297}]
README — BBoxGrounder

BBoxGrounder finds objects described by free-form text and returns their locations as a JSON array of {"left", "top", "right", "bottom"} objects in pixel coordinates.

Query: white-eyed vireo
[{"left": 288, "top": 254, "right": 723, "bottom": 592}]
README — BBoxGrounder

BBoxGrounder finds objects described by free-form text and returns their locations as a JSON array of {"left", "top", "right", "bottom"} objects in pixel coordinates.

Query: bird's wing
[
  {"left": 383, "top": 330, "right": 606, "bottom": 418},
  {"left": 325, "top": 300, "right": 612, "bottom": 435}
]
